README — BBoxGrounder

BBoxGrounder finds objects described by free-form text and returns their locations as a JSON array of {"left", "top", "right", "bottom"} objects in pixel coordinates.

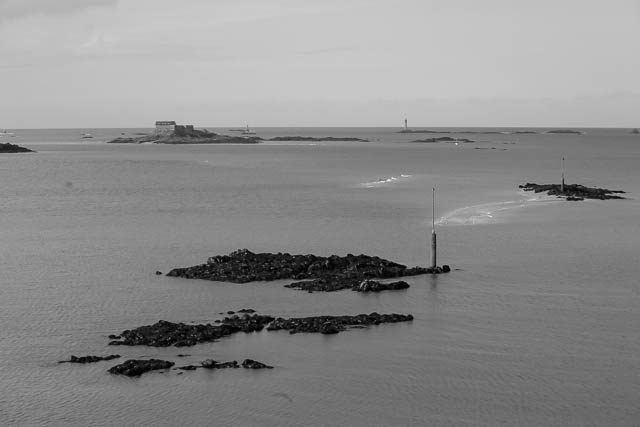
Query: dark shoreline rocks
[
  {"left": 0, "top": 142, "right": 34, "bottom": 153},
  {"left": 59, "top": 354, "right": 120, "bottom": 364},
  {"left": 519, "top": 183, "right": 626, "bottom": 200},
  {"left": 166, "top": 249, "right": 449, "bottom": 291},
  {"left": 410, "top": 137, "right": 474, "bottom": 143},
  {"left": 108, "top": 359, "right": 174, "bottom": 377},
  {"left": 108, "top": 311, "right": 414, "bottom": 347},
  {"left": 267, "top": 136, "right": 368, "bottom": 142}
]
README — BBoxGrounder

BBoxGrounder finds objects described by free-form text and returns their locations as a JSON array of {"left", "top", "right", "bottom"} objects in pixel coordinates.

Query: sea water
[{"left": 1, "top": 128, "right": 639, "bottom": 426}]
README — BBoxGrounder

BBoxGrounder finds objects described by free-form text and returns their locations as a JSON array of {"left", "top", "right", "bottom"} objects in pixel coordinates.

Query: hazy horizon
[{"left": 1, "top": 0, "right": 639, "bottom": 128}]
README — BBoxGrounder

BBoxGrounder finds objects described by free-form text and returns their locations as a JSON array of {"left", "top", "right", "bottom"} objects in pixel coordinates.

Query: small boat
[
  {"left": 81, "top": 133, "right": 94, "bottom": 139},
  {"left": 241, "top": 125, "right": 256, "bottom": 135}
]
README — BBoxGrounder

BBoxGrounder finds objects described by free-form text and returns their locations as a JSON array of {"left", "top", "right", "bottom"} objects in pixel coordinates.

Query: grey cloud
[{"left": 0, "top": 0, "right": 117, "bottom": 21}]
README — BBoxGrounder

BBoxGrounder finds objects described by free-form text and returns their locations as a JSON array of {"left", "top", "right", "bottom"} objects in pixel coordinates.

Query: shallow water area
[{"left": 1, "top": 127, "right": 639, "bottom": 426}]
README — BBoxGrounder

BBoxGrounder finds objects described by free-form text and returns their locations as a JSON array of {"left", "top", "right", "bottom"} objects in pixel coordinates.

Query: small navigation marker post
[
  {"left": 404, "top": 118, "right": 408, "bottom": 130},
  {"left": 431, "top": 187, "right": 437, "bottom": 270},
  {"left": 561, "top": 157, "right": 565, "bottom": 193}
]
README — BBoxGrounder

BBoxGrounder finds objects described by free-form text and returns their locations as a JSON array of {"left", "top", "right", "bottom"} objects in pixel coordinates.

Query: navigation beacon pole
[
  {"left": 561, "top": 157, "right": 565, "bottom": 193},
  {"left": 431, "top": 187, "right": 437, "bottom": 270},
  {"left": 404, "top": 118, "right": 408, "bottom": 130}
]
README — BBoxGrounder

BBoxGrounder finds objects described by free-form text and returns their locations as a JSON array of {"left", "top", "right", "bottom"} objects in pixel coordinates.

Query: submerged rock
[
  {"left": 410, "top": 137, "right": 474, "bottom": 143},
  {"left": 353, "top": 280, "right": 410, "bottom": 292},
  {"left": 167, "top": 249, "right": 446, "bottom": 291},
  {"left": 519, "top": 183, "right": 625, "bottom": 200},
  {"left": 108, "top": 359, "right": 174, "bottom": 377},
  {"left": 59, "top": 354, "right": 120, "bottom": 364}
]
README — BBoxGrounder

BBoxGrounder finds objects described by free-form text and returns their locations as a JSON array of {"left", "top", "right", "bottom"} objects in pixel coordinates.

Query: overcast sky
[{"left": 1, "top": 0, "right": 638, "bottom": 128}]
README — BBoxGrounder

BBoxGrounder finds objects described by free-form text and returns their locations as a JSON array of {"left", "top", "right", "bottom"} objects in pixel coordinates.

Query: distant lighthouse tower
[
  {"left": 430, "top": 187, "right": 437, "bottom": 269},
  {"left": 561, "top": 157, "right": 565, "bottom": 193},
  {"left": 404, "top": 118, "right": 408, "bottom": 130}
]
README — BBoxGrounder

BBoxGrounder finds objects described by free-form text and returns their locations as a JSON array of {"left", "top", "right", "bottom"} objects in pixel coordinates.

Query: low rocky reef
[
  {"left": 545, "top": 129, "right": 583, "bottom": 135},
  {"left": 166, "top": 249, "right": 449, "bottom": 291},
  {"left": 106, "top": 128, "right": 261, "bottom": 144},
  {"left": 108, "top": 359, "right": 175, "bottom": 377},
  {"left": 632, "top": 128, "right": 639, "bottom": 134},
  {"left": 410, "top": 137, "right": 474, "bottom": 143},
  {"left": 59, "top": 354, "right": 120, "bottom": 364},
  {"left": 285, "top": 278, "right": 415, "bottom": 292},
  {"left": 520, "top": 183, "right": 626, "bottom": 200},
  {"left": 108, "top": 311, "right": 414, "bottom": 347},
  {"left": 266, "top": 136, "right": 368, "bottom": 142},
  {"left": 0, "top": 142, "right": 34, "bottom": 153}
]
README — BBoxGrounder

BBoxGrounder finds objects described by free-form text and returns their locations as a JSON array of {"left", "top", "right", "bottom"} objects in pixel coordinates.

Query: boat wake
[
  {"left": 436, "top": 191, "right": 561, "bottom": 226},
  {"left": 361, "top": 174, "right": 412, "bottom": 188}
]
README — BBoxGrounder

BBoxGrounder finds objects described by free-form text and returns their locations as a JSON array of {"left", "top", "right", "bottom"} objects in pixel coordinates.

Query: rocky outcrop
[
  {"left": 266, "top": 312, "right": 414, "bottom": 335},
  {"left": 242, "top": 359, "right": 273, "bottom": 369},
  {"left": 632, "top": 128, "right": 639, "bottom": 134},
  {"left": 108, "top": 359, "right": 174, "bottom": 376},
  {"left": 167, "top": 249, "right": 447, "bottom": 291},
  {"left": 0, "top": 142, "right": 34, "bottom": 153},
  {"left": 106, "top": 128, "right": 261, "bottom": 144},
  {"left": 58, "top": 354, "right": 120, "bottom": 364},
  {"left": 201, "top": 359, "right": 240, "bottom": 369},
  {"left": 108, "top": 311, "right": 414, "bottom": 346},
  {"left": 519, "top": 183, "right": 626, "bottom": 200},
  {"left": 108, "top": 314, "right": 276, "bottom": 347},
  {"left": 410, "top": 137, "right": 474, "bottom": 143},
  {"left": 353, "top": 280, "right": 410, "bottom": 292},
  {"left": 267, "top": 136, "right": 368, "bottom": 142}
]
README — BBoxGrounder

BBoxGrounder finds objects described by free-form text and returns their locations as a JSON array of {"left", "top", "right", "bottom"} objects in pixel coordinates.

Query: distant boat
[
  {"left": 81, "top": 133, "right": 94, "bottom": 139},
  {"left": 241, "top": 125, "right": 256, "bottom": 135}
]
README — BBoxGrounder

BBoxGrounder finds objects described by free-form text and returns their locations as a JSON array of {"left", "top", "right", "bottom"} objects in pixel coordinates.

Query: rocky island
[
  {"left": 632, "top": 128, "right": 639, "bottom": 134},
  {"left": 0, "top": 142, "right": 34, "bottom": 153},
  {"left": 166, "top": 249, "right": 449, "bottom": 291},
  {"left": 108, "top": 311, "right": 414, "bottom": 347},
  {"left": 106, "top": 124, "right": 261, "bottom": 144},
  {"left": 519, "top": 183, "right": 626, "bottom": 200}
]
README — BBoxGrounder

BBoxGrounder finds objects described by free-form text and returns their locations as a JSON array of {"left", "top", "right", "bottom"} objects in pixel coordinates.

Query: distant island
[
  {"left": 0, "top": 142, "right": 34, "bottom": 153},
  {"left": 519, "top": 183, "right": 625, "bottom": 201},
  {"left": 107, "top": 125, "right": 261, "bottom": 144},
  {"left": 632, "top": 128, "right": 639, "bottom": 134},
  {"left": 545, "top": 130, "right": 583, "bottom": 135},
  {"left": 410, "top": 136, "right": 474, "bottom": 143}
]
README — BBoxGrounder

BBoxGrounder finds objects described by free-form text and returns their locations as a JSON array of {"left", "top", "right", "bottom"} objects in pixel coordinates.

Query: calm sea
[{"left": 1, "top": 127, "right": 639, "bottom": 426}]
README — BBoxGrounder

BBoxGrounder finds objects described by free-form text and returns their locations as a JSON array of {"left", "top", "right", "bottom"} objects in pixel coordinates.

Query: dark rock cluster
[
  {"left": 545, "top": 129, "right": 583, "bottom": 135},
  {"left": 59, "top": 354, "right": 120, "bottom": 364},
  {"left": 266, "top": 312, "right": 414, "bottom": 335},
  {"left": 0, "top": 142, "right": 34, "bottom": 153},
  {"left": 108, "top": 359, "right": 174, "bottom": 377},
  {"left": 353, "top": 280, "right": 410, "bottom": 292},
  {"left": 109, "top": 314, "right": 275, "bottom": 347},
  {"left": 519, "top": 183, "right": 626, "bottom": 200},
  {"left": 167, "top": 249, "right": 446, "bottom": 291},
  {"left": 410, "top": 137, "right": 474, "bottom": 143}
]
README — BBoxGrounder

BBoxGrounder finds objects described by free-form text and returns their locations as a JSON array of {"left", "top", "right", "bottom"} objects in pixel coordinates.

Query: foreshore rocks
[
  {"left": 108, "top": 311, "right": 414, "bottom": 347},
  {"left": 0, "top": 142, "right": 34, "bottom": 153},
  {"left": 59, "top": 354, "right": 120, "bottom": 364},
  {"left": 284, "top": 278, "right": 412, "bottom": 292},
  {"left": 108, "top": 359, "right": 174, "bottom": 377},
  {"left": 266, "top": 312, "right": 414, "bottom": 335},
  {"left": 519, "top": 183, "right": 626, "bottom": 200},
  {"left": 167, "top": 249, "right": 448, "bottom": 291},
  {"left": 353, "top": 280, "right": 410, "bottom": 292}
]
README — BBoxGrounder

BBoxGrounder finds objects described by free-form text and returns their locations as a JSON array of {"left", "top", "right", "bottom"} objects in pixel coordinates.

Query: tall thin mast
[
  {"left": 431, "top": 187, "right": 437, "bottom": 269},
  {"left": 561, "top": 157, "right": 565, "bottom": 193}
]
